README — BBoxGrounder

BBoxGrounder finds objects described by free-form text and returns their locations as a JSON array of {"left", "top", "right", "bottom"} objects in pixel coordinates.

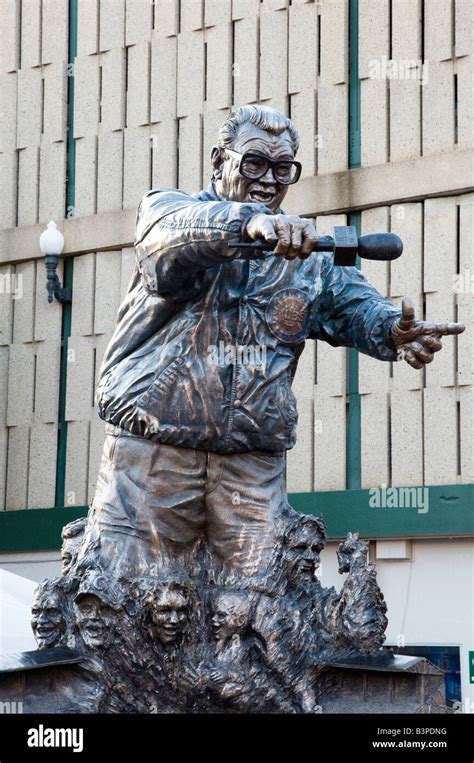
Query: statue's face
[
  {"left": 151, "top": 589, "right": 188, "bottom": 645},
  {"left": 61, "top": 535, "right": 82, "bottom": 575},
  {"left": 211, "top": 593, "right": 249, "bottom": 642},
  {"left": 213, "top": 123, "right": 294, "bottom": 212},
  {"left": 285, "top": 526, "right": 324, "bottom": 586},
  {"left": 31, "top": 592, "right": 66, "bottom": 649},
  {"left": 75, "top": 595, "right": 115, "bottom": 649}
]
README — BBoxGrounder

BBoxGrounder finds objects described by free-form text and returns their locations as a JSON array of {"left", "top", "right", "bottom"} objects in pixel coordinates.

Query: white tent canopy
[{"left": 0, "top": 569, "right": 38, "bottom": 654}]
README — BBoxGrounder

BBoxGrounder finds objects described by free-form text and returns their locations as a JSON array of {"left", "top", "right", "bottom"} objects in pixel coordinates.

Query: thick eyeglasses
[{"left": 224, "top": 148, "right": 302, "bottom": 185}]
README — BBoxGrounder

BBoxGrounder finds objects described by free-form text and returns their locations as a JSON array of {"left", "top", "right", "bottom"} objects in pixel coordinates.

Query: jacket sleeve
[
  {"left": 310, "top": 254, "right": 402, "bottom": 361},
  {"left": 134, "top": 188, "right": 272, "bottom": 298}
]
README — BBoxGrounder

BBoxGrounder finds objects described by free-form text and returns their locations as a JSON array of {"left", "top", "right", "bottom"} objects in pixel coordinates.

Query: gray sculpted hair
[{"left": 217, "top": 105, "right": 300, "bottom": 154}]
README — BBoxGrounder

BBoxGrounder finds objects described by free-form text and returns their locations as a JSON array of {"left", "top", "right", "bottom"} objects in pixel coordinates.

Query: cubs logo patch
[{"left": 266, "top": 288, "right": 312, "bottom": 344}]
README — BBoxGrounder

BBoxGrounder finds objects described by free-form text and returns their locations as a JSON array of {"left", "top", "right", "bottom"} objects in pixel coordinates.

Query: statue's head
[
  {"left": 61, "top": 517, "right": 87, "bottom": 575},
  {"left": 282, "top": 515, "right": 326, "bottom": 587},
  {"left": 31, "top": 579, "right": 68, "bottom": 649},
  {"left": 211, "top": 105, "right": 300, "bottom": 213},
  {"left": 146, "top": 581, "right": 190, "bottom": 645},
  {"left": 74, "top": 572, "right": 123, "bottom": 649},
  {"left": 211, "top": 590, "right": 251, "bottom": 643}
]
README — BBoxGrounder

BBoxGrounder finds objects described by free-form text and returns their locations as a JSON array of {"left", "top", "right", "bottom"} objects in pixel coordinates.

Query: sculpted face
[
  {"left": 61, "top": 535, "right": 82, "bottom": 575},
  {"left": 212, "top": 123, "right": 294, "bottom": 212},
  {"left": 75, "top": 595, "right": 116, "bottom": 649},
  {"left": 285, "top": 525, "right": 324, "bottom": 586},
  {"left": 31, "top": 591, "right": 66, "bottom": 649},
  {"left": 211, "top": 593, "right": 249, "bottom": 643},
  {"left": 151, "top": 588, "right": 188, "bottom": 645}
]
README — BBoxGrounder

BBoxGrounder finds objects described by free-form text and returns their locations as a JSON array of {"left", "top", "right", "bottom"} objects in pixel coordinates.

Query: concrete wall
[{"left": 0, "top": 551, "right": 61, "bottom": 582}]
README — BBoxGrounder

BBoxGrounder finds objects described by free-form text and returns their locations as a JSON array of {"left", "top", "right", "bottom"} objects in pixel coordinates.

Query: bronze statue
[
  {"left": 31, "top": 579, "right": 69, "bottom": 650},
  {"left": 61, "top": 517, "right": 87, "bottom": 576},
  {"left": 31, "top": 105, "right": 464, "bottom": 713}
]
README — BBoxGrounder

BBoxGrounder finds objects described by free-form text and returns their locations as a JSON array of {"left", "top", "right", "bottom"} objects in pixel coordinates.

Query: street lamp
[{"left": 39, "top": 221, "right": 72, "bottom": 304}]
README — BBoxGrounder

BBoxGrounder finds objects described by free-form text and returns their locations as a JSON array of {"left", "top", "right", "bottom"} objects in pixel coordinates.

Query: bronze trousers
[{"left": 78, "top": 424, "right": 288, "bottom": 578}]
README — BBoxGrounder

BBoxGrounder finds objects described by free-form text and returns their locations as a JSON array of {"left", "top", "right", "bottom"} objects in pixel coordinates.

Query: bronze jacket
[{"left": 96, "top": 183, "right": 402, "bottom": 453}]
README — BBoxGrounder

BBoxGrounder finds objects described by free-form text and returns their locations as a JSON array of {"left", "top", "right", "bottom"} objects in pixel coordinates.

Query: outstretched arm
[
  {"left": 311, "top": 258, "right": 465, "bottom": 364},
  {"left": 310, "top": 257, "right": 402, "bottom": 361},
  {"left": 135, "top": 189, "right": 272, "bottom": 297}
]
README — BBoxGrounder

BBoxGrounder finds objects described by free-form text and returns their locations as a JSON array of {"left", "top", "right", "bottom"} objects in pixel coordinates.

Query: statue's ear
[{"left": 211, "top": 146, "right": 224, "bottom": 179}]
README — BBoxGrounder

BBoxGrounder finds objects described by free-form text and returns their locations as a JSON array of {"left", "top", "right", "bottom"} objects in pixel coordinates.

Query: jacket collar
[{"left": 192, "top": 181, "right": 219, "bottom": 202}]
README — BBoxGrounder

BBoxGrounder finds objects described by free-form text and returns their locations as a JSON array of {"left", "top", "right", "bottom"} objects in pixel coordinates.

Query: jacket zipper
[
  {"left": 223, "top": 263, "right": 249, "bottom": 448},
  {"left": 223, "top": 304, "right": 241, "bottom": 449}
]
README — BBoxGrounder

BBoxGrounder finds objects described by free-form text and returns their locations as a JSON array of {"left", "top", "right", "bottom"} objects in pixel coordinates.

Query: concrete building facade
[{"left": 0, "top": 0, "right": 472, "bottom": 709}]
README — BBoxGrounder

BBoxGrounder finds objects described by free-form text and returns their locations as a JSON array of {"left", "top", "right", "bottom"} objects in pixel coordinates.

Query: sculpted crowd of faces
[
  {"left": 74, "top": 594, "right": 117, "bottom": 649},
  {"left": 149, "top": 584, "right": 189, "bottom": 646},
  {"left": 61, "top": 535, "right": 82, "bottom": 576},
  {"left": 284, "top": 523, "right": 325, "bottom": 587},
  {"left": 31, "top": 587, "right": 67, "bottom": 649},
  {"left": 61, "top": 518, "right": 86, "bottom": 576},
  {"left": 211, "top": 591, "right": 251, "bottom": 646}
]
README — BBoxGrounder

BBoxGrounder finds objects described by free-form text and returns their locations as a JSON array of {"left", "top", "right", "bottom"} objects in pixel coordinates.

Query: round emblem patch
[{"left": 266, "top": 288, "right": 312, "bottom": 344}]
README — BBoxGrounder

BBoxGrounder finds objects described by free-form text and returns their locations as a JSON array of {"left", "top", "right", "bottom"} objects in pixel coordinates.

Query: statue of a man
[{"left": 78, "top": 105, "right": 464, "bottom": 581}]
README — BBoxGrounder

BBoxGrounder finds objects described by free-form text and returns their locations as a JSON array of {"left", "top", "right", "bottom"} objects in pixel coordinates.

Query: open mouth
[
  {"left": 84, "top": 624, "right": 102, "bottom": 637},
  {"left": 36, "top": 625, "right": 55, "bottom": 635},
  {"left": 297, "top": 561, "right": 314, "bottom": 573},
  {"left": 249, "top": 190, "right": 275, "bottom": 204}
]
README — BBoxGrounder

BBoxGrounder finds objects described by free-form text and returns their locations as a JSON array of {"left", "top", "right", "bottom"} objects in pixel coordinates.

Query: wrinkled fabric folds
[{"left": 96, "top": 183, "right": 401, "bottom": 454}]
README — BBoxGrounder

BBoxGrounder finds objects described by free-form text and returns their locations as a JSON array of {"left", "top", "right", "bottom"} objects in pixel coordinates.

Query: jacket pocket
[{"left": 136, "top": 356, "right": 185, "bottom": 412}]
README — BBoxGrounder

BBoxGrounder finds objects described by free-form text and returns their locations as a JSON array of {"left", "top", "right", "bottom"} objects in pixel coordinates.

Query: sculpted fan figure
[{"left": 75, "top": 105, "right": 463, "bottom": 580}]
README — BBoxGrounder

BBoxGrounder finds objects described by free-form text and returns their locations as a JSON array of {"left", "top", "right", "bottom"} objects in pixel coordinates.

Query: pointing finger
[{"left": 423, "top": 322, "right": 466, "bottom": 336}]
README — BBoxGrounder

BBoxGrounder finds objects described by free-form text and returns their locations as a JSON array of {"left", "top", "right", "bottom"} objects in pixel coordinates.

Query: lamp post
[{"left": 39, "top": 221, "right": 72, "bottom": 304}]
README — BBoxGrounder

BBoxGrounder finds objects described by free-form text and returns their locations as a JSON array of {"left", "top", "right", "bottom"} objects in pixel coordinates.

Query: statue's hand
[
  {"left": 392, "top": 296, "right": 465, "bottom": 369},
  {"left": 337, "top": 532, "right": 368, "bottom": 574},
  {"left": 244, "top": 213, "right": 318, "bottom": 260}
]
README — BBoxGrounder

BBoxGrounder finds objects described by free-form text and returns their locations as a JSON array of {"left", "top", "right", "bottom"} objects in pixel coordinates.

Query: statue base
[{"left": 0, "top": 648, "right": 449, "bottom": 714}]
